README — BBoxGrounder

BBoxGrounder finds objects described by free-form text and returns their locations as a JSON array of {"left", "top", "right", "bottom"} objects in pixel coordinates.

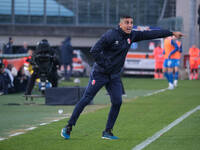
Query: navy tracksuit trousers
[{"left": 68, "top": 70, "right": 122, "bottom": 130}]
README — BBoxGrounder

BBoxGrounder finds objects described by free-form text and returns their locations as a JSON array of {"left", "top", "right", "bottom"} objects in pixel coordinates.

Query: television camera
[{"left": 26, "top": 39, "right": 58, "bottom": 95}]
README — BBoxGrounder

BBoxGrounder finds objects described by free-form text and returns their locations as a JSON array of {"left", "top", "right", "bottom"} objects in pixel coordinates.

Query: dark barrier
[{"left": 45, "top": 87, "right": 86, "bottom": 105}]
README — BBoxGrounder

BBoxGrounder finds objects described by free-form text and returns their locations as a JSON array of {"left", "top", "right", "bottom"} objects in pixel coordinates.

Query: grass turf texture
[
  {"left": 0, "top": 79, "right": 199, "bottom": 150},
  {"left": 0, "top": 78, "right": 160, "bottom": 138}
]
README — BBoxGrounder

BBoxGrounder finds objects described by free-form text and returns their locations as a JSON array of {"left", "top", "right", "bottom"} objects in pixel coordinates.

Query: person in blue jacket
[
  {"left": 61, "top": 15, "right": 183, "bottom": 140},
  {"left": 3, "top": 37, "right": 13, "bottom": 54},
  {"left": 60, "top": 36, "right": 73, "bottom": 81}
]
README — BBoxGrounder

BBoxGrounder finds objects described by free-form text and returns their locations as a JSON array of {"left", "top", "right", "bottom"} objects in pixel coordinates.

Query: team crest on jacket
[
  {"left": 92, "top": 80, "right": 96, "bottom": 85},
  {"left": 127, "top": 38, "right": 131, "bottom": 44}
]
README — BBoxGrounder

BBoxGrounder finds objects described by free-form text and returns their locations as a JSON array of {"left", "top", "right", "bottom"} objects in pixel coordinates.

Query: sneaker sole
[
  {"left": 102, "top": 136, "right": 119, "bottom": 140},
  {"left": 61, "top": 129, "right": 65, "bottom": 138},
  {"left": 102, "top": 136, "right": 112, "bottom": 140}
]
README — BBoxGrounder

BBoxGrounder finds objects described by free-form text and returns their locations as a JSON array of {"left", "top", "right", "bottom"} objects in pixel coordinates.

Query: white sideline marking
[
  {"left": 39, "top": 123, "right": 49, "bottom": 126},
  {"left": 25, "top": 127, "right": 37, "bottom": 131},
  {"left": 144, "top": 88, "right": 167, "bottom": 97},
  {"left": 0, "top": 137, "right": 7, "bottom": 141},
  {"left": 9, "top": 132, "right": 25, "bottom": 137},
  {"left": 0, "top": 115, "right": 71, "bottom": 141},
  {"left": 52, "top": 119, "right": 59, "bottom": 122},
  {"left": 132, "top": 105, "right": 200, "bottom": 150}
]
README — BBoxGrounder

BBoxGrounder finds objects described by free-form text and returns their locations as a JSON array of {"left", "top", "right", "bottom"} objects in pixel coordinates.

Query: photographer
[{"left": 25, "top": 39, "right": 59, "bottom": 95}]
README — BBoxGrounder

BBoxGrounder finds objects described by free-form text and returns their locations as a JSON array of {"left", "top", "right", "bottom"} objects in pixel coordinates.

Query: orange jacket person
[
  {"left": 189, "top": 45, "right": 199, "bottom": 80},
  {"left": 153, "top": 44, "right": 164, "bottom": 79},
  {"left": 170, "top": 40, "right": 182, "bottom": 86},
  {"left": 163, "top": 36, "right": 179, "bottom": 89}
]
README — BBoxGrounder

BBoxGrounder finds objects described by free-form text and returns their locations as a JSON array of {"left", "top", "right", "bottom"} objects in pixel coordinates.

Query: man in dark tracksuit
[{"left": 61, "top": 16, "right": 183, "bottom": 140}]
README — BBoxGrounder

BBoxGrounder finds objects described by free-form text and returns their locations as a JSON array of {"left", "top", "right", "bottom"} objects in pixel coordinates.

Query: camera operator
[{"left": 25, "top": 39, "right": 59, "bottom": 95}]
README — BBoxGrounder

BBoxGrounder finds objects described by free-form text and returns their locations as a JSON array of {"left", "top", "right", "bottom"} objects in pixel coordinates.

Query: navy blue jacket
[
  {"left": 60, "top": 37, "right": 73, "bottom": 65},
  {"left": 3, "top": 42, "right": 13, "bottom": 54},
  {"left": 90, "top": 27, "right": 173, "bottom": 74}
]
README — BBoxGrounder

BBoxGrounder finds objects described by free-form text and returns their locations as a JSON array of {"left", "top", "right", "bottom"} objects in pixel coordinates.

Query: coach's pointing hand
[{"left": 173, "top": 32, "right": 184, "bottom": 39}]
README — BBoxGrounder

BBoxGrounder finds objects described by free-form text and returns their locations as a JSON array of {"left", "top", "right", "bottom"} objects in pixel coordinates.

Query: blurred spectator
[
  {"left": 4, "top": 64, "right": 16, "bottom": 93},
  {"left": 0, "top": 43, "right": 3, "bottom": 54},
  {"left": 60, "top": 36, "right": 73, "bottom": 81},
  {"left": 3, "top": 37, "right": 13, "bottom": 54},
  {"left": 18, "top": 42, "right": 28, "bottom": 53},
  {"left": 6, "top": 63, "right": 17, "bottom": 77},
  {"left": 4, "top": 64, "right": 14, "bottom": 87},
  {"left": 14, "top": 66, "right": 29, "bottom": 93},
  {"left": 189, "top": 45, "right": 199, "bottom": 80},
  {"left": 0, "top": 59, "right": 11, "bottom": 95},
  {"left": 23, "top": 49, "right": 33, "bottom": 77},
  {"left": 153, "top": 43, "right": 164, "bottom": 79}
]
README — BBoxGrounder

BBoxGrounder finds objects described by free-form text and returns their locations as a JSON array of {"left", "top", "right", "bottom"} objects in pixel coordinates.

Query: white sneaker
[
  {"left": 168, "top": 83, "right": 174, "bottom": 90},
  {"left": 174, "top": 80, "right": 178, "bottom": 87}
]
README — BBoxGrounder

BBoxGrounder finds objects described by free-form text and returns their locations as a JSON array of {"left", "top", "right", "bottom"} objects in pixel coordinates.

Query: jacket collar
[{"left": 117, "top": 25, "right": 131, "bottom": 38}]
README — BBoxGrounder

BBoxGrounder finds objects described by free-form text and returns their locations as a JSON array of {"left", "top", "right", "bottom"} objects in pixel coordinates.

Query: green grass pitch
[{"left": 0, "top": 78, "right": 200, "bottom": 150}]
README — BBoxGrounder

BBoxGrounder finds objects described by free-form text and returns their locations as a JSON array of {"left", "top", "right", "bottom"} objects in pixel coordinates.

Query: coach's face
[{"left": 119, "top": 18, "right": 133, "bottom": 34}]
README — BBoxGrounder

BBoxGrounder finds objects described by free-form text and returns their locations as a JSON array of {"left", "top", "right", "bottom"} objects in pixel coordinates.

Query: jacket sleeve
[
  {"left": 132, "top": 30, "right": 173, "bottom": 42},
  {"left": 90, "top": 30, "right": 112, "bottom": 67}
]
